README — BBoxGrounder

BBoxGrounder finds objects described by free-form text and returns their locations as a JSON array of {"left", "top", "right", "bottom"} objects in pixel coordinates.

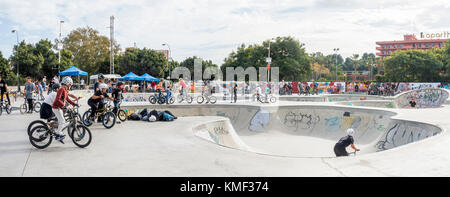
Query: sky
[{"left": 0, "top": 0, "right": 450, "bottom": 65}]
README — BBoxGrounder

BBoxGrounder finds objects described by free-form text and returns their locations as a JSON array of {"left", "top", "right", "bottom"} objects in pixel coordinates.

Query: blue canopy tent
[
  {"left": 59, "top": 66, "right": 88, "bottom": 76},
  {"left": 140, "top": 73, "right": 160, "bottom": 82},
  {"left": 119, "top": 72, "right": 144, "bottom": 81},
  {"left": 58, "top": 66, "right": 88, "bottom": 89},
  {"left": 120, "top": 72, "right": 145, "bottom": 92}
]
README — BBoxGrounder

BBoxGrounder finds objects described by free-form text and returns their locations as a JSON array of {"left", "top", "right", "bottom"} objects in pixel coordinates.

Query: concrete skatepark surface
[{"left": 1, "top": 90, "right": 450, "bottom": 177}]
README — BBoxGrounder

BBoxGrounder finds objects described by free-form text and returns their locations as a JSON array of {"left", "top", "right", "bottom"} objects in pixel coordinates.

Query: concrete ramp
[
  {"left": 394, "top": 88, "right": 449, "bottom": 108},
  {"left": 191, "top": 105, "right": 442, "bottom": 158}
]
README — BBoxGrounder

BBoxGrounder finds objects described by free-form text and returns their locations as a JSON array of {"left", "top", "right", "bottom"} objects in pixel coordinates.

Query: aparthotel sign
[{"left": 420, "top": 32, "right": 450, "bottom": 39}]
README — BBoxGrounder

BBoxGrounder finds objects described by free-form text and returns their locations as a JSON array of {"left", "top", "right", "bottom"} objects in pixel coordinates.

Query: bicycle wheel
[
  {"left": 27, "top": 120, "right": 49, "bottom": 137},
  {"left": 177, "top": 95, "right": 183, "bottom": 103},
  {"left": 209, "top": 96, "right": 217, "bottom": 104},
  {"left": 6, "top": 105, "right": 12, "bottom": 114},
  {"left": 102, "top": 112, "right": 116, "bottom": 129},
  {"left": 149, "top": 96, "right": 156, "bottom": 104},
  {"left": 34, "top": 102, "right": 41, "bottom": 113},
  {"left": 186, "top": 96, "right": 193, "bottom": 104},
  {"left": 20, "top": 104, "right": 27, "bottom": 114},
  {"left": 29, "top": 125, "right": 52, "bottom": 149},
  {"left": 117, "top": 109, "right": 127, "bottom": 122},
  {"left": 169, "top": 97, "right": 175, "bottom": 105},
  {"left": 71, "top": 125, "right": 92, "bottom": 148},
  {"left": 270, "top": 96, "right": 277, "bottom": 103},
  {"left": 197, "top": 96, "right": 204, "bottom": 104},
  {"left": 82, "top": 110, "right": 93, "bottom": 127}
]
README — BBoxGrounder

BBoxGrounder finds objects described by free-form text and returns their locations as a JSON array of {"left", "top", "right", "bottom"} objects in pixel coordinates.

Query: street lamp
[
  {"left": 58, "top": 20, "right": 64, "bottom": 74},
  {"left": 162, "top": 43, "right": 171, "bottom": 79},
  {"left": 333, "top": 48, "right": 339, "bottom": 81},
  {"left": 11, "top": 30, "right": 20, "bottom": 92}
]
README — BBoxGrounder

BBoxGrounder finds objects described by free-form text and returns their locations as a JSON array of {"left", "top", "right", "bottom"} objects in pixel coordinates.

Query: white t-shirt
[
  {"left": 44, "top": 92, "right": 57, "bottom": 105},
  {"left": 256, "top": 87, "right": 262, "bottom": 94}
]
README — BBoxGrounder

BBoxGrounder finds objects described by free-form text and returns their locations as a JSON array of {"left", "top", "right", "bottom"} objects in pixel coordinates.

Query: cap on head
[{"left": 347, "top": 128, "right": 355, "bottom": 136}]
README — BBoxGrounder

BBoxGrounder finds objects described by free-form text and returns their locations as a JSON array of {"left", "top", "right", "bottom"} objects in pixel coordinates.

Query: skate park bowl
[
  {"left": 122, "top": 104, "right": 443, "bottom": 158},
  {"left": 335, "top": 88, "right": 449, "bottom": 109}
]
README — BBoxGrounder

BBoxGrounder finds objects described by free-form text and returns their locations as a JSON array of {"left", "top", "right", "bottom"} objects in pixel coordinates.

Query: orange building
[{"left": 376, "top": 34, "right": 448, "bottom": 59}]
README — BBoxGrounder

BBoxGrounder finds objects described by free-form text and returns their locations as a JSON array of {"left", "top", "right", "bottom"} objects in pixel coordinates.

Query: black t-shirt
[
  {"left": 0, "top": 79, "right": 7, "bottom": 92},
  {"left": 94, "top": 82, "right": 100, "bottom": 92},
  {"left": 410, "top": 101, "right": 417, "bottom": 108},
  {"left": 112, "top": 88, "right": 122, "bottom": 102},
  {"left": 336, "top": 135, "right": 354, "bottom": 148},
  {"left": 89, "top": 90, "right": 109, "bottom": 104}
]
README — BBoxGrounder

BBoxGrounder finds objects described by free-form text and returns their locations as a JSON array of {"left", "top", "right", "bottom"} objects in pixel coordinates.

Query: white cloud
[{"left": 0, "top": 0, "right": 449, "bottom": 64}]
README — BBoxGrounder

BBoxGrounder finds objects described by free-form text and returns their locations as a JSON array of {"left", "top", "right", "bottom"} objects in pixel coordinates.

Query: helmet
[
  {"left": 61, "top": 77, "right": 73, "bottom": 86},
  {"left": 149, "top": 115, "right": 157, "bottom": 122},
  {"left": 117, "top": 82, "right": 124, "bottom": 90},
  {"left": 347, "top": 128, "right": 355, "bottom": 136},
  {"left": 99, "top": 83, "right": 108, "bottom": 90},
  {"left": 98, "top": 73, "right": 105, "bottom": 79},
  {"left": 52, "top": 83, "right": 61, "bottom": 90}
]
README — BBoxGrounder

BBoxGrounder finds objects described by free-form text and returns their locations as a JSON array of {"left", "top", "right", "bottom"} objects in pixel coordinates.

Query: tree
[
  {"left": 222, "top": 36, "right": 312, "bottom": 81},
  {"left": 179, "top": 56, "right": 218, "bottom": 80},
  {"left": 383, "top": 50, "right": 443, "bottom": 82},
  {"left": 350, "top": 54, "right": 360, "bottom": 80},
  {"left": 10, "top": 41, "right": 44, "bottom": 80},
  {"left": 35, "top": 39, "right": 73, "bottom": 78},
  {"left": 62, "top": 26, "right": 120, "bottom": 75},
  {"left": 0, "top": 51, "right": 16, "bottom": 84},
  {"left": 442, "top": 40, "right": 450, "bottom": 81},
  {"left": 117, "top": 48, "right": 168, "bottom": 78}
]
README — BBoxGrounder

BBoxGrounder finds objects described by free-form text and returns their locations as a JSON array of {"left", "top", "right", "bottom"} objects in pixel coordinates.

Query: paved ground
[{"left": 1, "top": 93, "right": 450, "bottom": 177}]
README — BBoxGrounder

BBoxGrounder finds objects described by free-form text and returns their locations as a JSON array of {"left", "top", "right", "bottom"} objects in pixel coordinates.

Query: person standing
[
  {"left": 42, "top": 76, "right": 47, "bottom": 92},
  {"left": 53, "top": 75, "right": 59, "bottom": 84},
  {"left": 0, "top": 75, "right": 11, "bottom": 106},
  {"left": 409, "top": 98, "right": 417, "bottom": 108},
  {"left": 231, "top": 83, "right": 238, "bottom": 103},
  {"left": 25, "top": 77, "right": 35, "bottom": 113},
  {"left": 80, "top": 78, "right": 85, "bottom": 90}
]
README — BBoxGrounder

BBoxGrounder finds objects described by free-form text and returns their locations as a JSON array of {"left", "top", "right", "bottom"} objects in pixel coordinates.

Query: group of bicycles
[{"left": 27, "top": 100, "right": 128, "bottom": 150}]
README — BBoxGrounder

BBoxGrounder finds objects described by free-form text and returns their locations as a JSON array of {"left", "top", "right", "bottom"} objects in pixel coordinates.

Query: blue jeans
[{"left": 166, "top": 91, "right": 172, "bottom": 104}]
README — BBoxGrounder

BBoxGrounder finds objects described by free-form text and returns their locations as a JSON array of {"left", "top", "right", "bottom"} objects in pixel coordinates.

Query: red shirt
[{"left": 52, "top": 86, "right": 76, "bottom": 109}]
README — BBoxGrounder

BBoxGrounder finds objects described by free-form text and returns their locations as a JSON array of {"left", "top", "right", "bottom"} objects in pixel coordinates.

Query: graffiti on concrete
[
  {"left": 324, "top": 116, "right": 340, "bottom": 132},
  {"left": 375, "top": 123, "right": 439, "bottom": 151},
  {"left": 398, "top": 89, "right": 449, "bottom": 108},
  {"left": 249, "top": 110, "right": 270, "bottom": 132},
  {"left": 283, "top": 112, "right": 321, "bottom": 130},
  {"left": 123, "top": 93, "right": 150, "bottom": 102}
]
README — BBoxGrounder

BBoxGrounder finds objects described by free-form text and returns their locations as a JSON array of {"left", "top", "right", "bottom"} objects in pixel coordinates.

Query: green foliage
[
  {"left": 383, "top": 50, "right": 443, "bottom": 82},
  {"left": 62, "top": 26, "right": 120, "bottom": 75},
  {"left": 9, "top": 39, "right": 73, "bottom": 82},
  {"left": 222, "top": 36, "right": 312, "bottom": 81},
  {"left": 179, "top": 56, "right": 218, "bottom": 80},
  {"left": 117, "top": 48, "right": 168, "bottom": 78}
]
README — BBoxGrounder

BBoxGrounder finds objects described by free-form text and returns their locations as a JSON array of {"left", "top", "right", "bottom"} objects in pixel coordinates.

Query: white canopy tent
[{"left": 89, "top": 74, "right": 122, "bottom": 81}]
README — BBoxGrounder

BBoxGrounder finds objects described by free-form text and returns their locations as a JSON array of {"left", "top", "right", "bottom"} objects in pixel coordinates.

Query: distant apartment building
[{"left": 376, "top": 34, "right": 448, "bottom": 59}]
